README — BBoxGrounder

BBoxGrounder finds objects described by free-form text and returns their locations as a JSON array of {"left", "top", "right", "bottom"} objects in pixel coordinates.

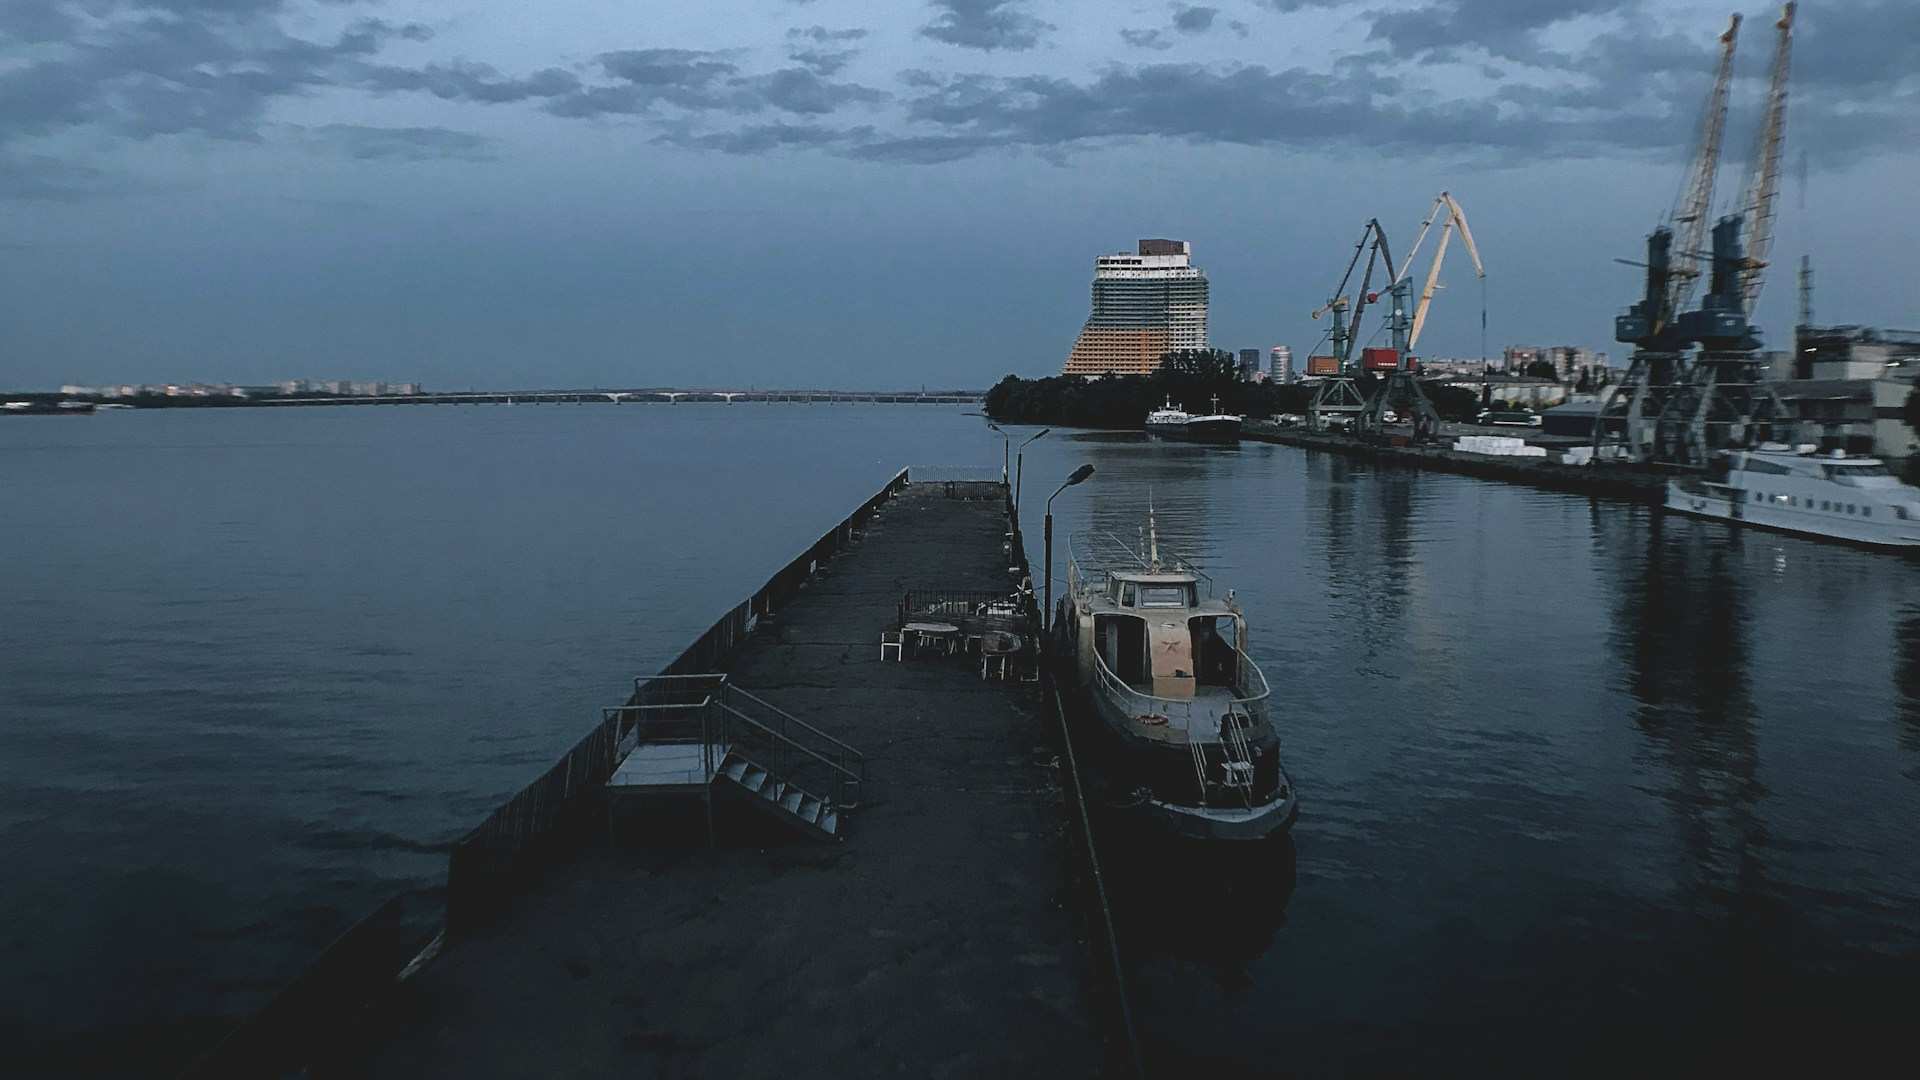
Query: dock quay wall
[
  {"left": 443, "top": 466, "right": 915, "bottom": 932},
  {"left": 1242, "top": 422, "right": 1667, "bottom": 503},
  {"left": 183, "top": 468, "right": 915, "bottom": 1078}
]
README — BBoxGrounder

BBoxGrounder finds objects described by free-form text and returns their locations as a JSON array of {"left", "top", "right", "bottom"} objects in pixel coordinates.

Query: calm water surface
[
  {"left": 1011, "top": 430, "right": 1920, "bottom": 1074},
  {"left": 5, "top": 407, "right": 1919, "bottom": 1075}
]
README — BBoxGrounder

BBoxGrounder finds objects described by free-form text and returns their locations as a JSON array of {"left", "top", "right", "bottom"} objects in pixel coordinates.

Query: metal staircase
[
  {"left": 604, "top": 674, "right": 864, "bottom": 845},
  {"left": 713, "top": 750, "right": 841, "bottom": 841}
]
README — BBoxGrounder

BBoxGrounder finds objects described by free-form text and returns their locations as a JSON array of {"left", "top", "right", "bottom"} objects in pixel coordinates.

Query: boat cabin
[{"left": 1086, "top": 570, "right": 1245, "bottom": 701}]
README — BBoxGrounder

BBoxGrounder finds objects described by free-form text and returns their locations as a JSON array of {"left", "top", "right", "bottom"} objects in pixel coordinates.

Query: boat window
[
  {"left": 1120, "top": 582, "right": 1136, "bottom": 607},
  {"left": 1865, "top": 507, "right": 1873, "bottom": 518},
  {"left": 1849, "top": 504, "right": 1857, "bottom": 514},
  {"left": 1743, "top": 458, "right": 1793, "bottom": 475},
  {"left": 1137, "top": 583, "right": 1195, "bottom": 608},
  {"left": 1824, "top": 463, "right": 1891, "bottom": 478}
]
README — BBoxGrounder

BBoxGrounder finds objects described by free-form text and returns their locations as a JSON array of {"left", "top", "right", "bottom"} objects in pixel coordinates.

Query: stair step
[
  {"left": 762, "top": 781, "right": 785, "bottom": 803},
  {"left": 739, "top": 766, "right": 768, "bottom": 793},
  {"left": 797, "top": 795, "right": 823, "bottom": 825},
  {"left": 779, "top": 790, "right": 803, "bottom": 815},
  {"left": 820, "top": 809, "right": 838, "bottom": 836},
  {"left": 721, "top": 757, "right": 748, "bottom": 783}
]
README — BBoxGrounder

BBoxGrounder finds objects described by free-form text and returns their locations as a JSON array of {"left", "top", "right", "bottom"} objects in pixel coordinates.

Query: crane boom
[
  {"left": 1665, "top": 13, "right": 1741, "bottom": 325},
  {"left": 1406, "top": 192, "right": 1485, "bottom": 350},
  {"left": 1737, "top": 2, "right": 1794, "bottom": 309}
]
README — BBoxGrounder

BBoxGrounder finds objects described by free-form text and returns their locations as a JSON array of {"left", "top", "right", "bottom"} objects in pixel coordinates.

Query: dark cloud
[
  {"left": 919, "top": 0, "right": 1051, "bottom": 52},
  {"left": 786, "top": 25, "right": 869, "bottom": 75},
  {"left": 1368, "top": 0, "right": 1627, "bottom": 64},
  {"left": 362, "top": 60, "right": 581, "bottom": 104},
  {"left": 658, "top": 121, "right": 874, "bottom": 154},
  {"left": 0, "top": 12, "right": 430, "bottom": 147},
  {"left": 788, "top": 26, "right": 869, "bottom": 43},
  {"left": 1172, "top": 5, "right": 1218, "bottom": 34},
  {"left": 299, "top": 124, "right": 497, "bottom": 162},
  {"left": 1119, "top": 28, "right": 1171, "bottom": 51}
]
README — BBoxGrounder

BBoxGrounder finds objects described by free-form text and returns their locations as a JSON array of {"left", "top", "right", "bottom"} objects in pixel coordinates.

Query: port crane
[
  {"left": 1307, "top": 219, "right": 1392, "bottom": 432},
  {"left": 1595, "top": 13, "right": 1741, "bottom": 462},
  {"left": 1352, "top": 192, "right": 1486, "bottom": 440},
  {"left": 1660, "top": 1, "right": 1796, "bottom": 467}
]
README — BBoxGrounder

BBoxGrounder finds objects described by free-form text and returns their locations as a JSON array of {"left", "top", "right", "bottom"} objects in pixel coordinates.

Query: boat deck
[{"left": 337, "top": 483, "right": 1099, "bottom": 1078}]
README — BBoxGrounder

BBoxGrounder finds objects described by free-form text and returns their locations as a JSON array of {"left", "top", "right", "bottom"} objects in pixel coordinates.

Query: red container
[
  {"left": 1306, "top": 355, "right": 1341, "bottom": 376},
  {"left": 1361, "top": 347, "right": 1402, "bottom": 372}
]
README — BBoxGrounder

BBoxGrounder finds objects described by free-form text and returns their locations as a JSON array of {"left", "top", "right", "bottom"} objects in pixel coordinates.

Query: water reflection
[
  {"left": 1896, "top": 608, "right": 1920, "bottom": 757},
  {"left": 1102, "top": 832, "right": 1299, "bottom": 984},
  {"left": 1602, "top": 509, "right": 1773, "bottom": 922}
]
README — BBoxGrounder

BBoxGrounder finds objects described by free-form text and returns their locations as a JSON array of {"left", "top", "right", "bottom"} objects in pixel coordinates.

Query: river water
[{"left": 4, "top": 406, "right": 1918, "bottom": 1076}]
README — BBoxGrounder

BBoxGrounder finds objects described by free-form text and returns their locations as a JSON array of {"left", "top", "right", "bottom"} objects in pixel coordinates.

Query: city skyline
[{"left": 1, "top": 1, "right": 1913, "bottom": 391}]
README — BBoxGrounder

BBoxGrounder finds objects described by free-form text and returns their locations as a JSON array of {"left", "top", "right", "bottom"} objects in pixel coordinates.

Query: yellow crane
[
  {"left": 1666, "top": 14, "right": 1742, "bottom": 326},
  {"left": 1736, "top": 2, "right": 1794, "bottom": 309},
  {"left": 1394, "top": 191, "right": 1485, "bottom": 351}
]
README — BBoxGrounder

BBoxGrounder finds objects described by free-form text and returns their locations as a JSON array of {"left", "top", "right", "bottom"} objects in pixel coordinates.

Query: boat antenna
[{"left": 1147, "top": 492, "right": 1161, "bottom": 571}]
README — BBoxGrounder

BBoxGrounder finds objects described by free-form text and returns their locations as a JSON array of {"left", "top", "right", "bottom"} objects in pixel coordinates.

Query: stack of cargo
[{"left": 1451, "top": 435, "right": 1548, "bottom": 458}]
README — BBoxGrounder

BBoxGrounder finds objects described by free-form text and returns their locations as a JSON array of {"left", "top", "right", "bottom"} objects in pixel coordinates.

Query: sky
[{"left": 1, "top": 0, "right": 1915, "bottom": 391}]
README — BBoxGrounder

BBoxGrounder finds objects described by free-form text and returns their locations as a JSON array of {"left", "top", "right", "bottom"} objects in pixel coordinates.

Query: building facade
[
  {"left": 1061, "top": 239, "right": 1210, "bottom": 376},
  {"left": 1238, "top": 349, "right": 1262, "bottom": 381},
  {"left": 1269, "top": 345, "right": 1293, "bottom": 383}
]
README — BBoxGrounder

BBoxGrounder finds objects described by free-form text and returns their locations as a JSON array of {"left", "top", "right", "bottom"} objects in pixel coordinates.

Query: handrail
[
  {"left": 726, "top": 685, "right": 867, "bottom": 766},
  {"left": 710, "top": 700, "right": 863, "bottom": 806},
  {"left": 1087, "top": 645, "right": 1272, "bottom": 717}
]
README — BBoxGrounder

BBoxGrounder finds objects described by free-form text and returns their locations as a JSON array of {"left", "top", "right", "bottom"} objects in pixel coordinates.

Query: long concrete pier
[{"left": 325, "top": 480, "right": 1103, "bottom": 1077}]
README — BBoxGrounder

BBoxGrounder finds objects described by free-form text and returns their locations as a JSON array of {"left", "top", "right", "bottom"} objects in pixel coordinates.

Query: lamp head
[{"left": 1067, "top": 464, "right": 1094, "bottom": 486}]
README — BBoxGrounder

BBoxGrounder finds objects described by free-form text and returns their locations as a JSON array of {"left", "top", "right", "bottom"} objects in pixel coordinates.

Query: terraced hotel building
[{"left": 1060, "top": 239, "right": 1210, "bottom": 376}]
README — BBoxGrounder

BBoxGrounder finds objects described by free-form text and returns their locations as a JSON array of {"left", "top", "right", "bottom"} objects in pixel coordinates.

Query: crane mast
[
  {"left": 1398, "top": 191, "right": 1485, "bottom": 351},
  {"left": 1737, "top": 2, "right": 1794, "bottom": 309},
  {"left": 1667, "top": 14, "right": 1741, "bottom": 327}
]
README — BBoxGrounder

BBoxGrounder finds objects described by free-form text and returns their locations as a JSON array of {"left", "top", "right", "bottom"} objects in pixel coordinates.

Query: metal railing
[
  {"left": 1088, "top": 645, "right": 1269, "bottom": 808},
  {"left": 711, "top": 684, "right": 866, "bottom": 809}
]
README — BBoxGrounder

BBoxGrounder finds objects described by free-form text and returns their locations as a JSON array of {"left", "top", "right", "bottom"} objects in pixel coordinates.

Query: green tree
[
  {"left": 1523, "top": 360, "right": 1561, "bottom": 381},
  {"left": 1905, "top": 387, "right": 1920, "bottom": 434},
  {"left": 1157, "top": 348, "right": 1239, "bottom": 383}
]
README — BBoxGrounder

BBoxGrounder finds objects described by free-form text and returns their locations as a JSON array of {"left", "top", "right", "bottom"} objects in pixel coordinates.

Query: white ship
[
  {"left": 1144, "top": 395, "right": 1242, "bottom": 443},
  {"left": 1667, "top": 445, "right": 1920, "bottom": 547}
]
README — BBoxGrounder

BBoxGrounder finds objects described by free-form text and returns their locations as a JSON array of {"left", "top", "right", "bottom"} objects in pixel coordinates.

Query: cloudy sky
[{"left": 1, "top": 0, "right": 1914, "bottom": 390}]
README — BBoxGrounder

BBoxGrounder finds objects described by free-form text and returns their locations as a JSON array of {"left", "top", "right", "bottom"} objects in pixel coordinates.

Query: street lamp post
[
  {"left": 988, "top": 422, "right": 1009, "bottom": 484},
  {"left": 1043, "top": 464, "right": 1096, "bottom": 636},
  {"left": 1014, "top": 428, "right": 1050, "bottom": 511}
]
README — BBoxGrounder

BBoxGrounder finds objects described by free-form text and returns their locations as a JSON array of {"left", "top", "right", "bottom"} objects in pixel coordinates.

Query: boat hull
[
  {"left": 1146, "top": 417, "right": 1242, "bottom": 443},
  {"left": 1666, "top": 481, "right": 1920, "bottom": 548},
  {"left": 1075, "top": 694, "right": 1296, "bottom": 841}
]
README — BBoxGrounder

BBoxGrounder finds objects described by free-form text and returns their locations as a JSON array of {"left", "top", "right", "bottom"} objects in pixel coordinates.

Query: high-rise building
[
  {"left": 1061, "top": 239, "right": 1209, "bottom": 376},
  {"left": 1270, "top": 345, "right": 1293, "bottom": 383},
  {"left": 1238, "top": 349, "right": 1262, "bottom": 381}
]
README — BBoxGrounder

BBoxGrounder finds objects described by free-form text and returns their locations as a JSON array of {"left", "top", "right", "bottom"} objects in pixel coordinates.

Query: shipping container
[
  {"left": 1361, "top": 347, "right": 1401, "bottom": 372},
  {"left": 1306, "top": 355, "right": 1341, "bottom": 376}
]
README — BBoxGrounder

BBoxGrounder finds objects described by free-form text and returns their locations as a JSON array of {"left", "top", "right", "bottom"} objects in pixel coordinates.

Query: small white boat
[{"left": 1667, "top": 445, "right": 1920, "bottom": 548}]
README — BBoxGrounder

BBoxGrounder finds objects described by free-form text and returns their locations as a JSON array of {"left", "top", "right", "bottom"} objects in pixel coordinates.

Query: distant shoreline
[{"left": 2, "top": 389, "right": 987, "bottom": 409}]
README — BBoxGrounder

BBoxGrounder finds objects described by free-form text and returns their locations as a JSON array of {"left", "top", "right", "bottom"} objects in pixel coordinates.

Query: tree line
[{"left": 985, "top": 349, "right": 1488, "bottom": 427}]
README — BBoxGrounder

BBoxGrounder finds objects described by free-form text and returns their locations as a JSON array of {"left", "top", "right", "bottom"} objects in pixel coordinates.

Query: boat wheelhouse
[{"left": 1060, "top": 520, "right": 1295, "bottom": 839}]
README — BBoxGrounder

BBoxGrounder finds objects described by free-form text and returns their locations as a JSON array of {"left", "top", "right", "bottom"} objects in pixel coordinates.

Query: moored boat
[
  {"left": 1145, "top": 395, "right": 1242, "bottom": 443},
  {"left": 1666, "top": 444, "right": 1920, "bottom": 548},
  {"left": 1058, "top": 511, "right": 1295, "bottom": 839}
]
